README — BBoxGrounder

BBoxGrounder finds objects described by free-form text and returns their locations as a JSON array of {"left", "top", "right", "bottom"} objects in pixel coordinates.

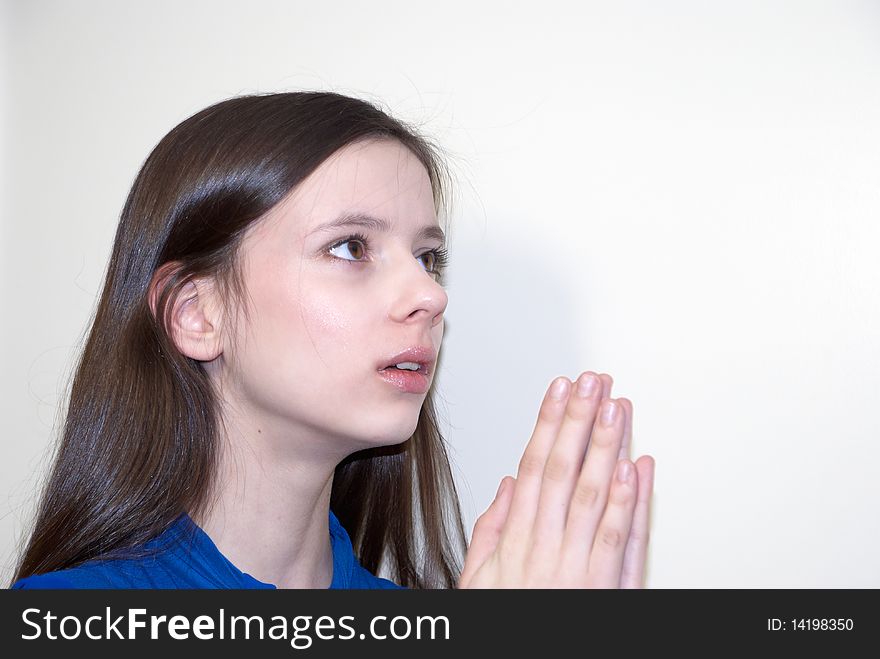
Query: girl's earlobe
[{"left": 171, "top": 279, "right": 223, "bottom": 362}]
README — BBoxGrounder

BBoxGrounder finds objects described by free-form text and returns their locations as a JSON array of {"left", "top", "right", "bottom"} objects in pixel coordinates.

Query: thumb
[{"left": 458, "top": 476, "right": 516, "bottom": 588}]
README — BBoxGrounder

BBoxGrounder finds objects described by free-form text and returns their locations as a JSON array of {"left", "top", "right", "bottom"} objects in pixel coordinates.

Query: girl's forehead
[
  {"left": 244, "top": 140, "right": 436, "bottom": 245},
  {"left": 302, "top": 139, "right": 430, "bottom": 207},
  {"left": 286, "top": 143, "right": 433, "bottom": 230}
]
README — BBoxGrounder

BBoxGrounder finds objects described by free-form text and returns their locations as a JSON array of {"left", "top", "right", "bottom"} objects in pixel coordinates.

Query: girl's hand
[{"left": 458, "top": 372, "right": 655, "bottom": 588}]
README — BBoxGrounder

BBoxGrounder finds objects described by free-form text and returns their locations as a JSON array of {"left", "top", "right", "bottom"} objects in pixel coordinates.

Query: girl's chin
[{"left": 357, "top": 419, "right": 420, "bottom": 448}]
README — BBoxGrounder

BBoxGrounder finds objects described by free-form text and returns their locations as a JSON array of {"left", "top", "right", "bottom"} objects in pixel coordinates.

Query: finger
[
  {"left": 619, "top": 455, "right": 655, "bottom": 589},
  {"left": 593, "top": 374, "right": 613, "bottom": 457},
  {"left": 560, "top": 398, "right": 626, "bottom": 568},
  {"left": 459, "top": 476, "right": 517, "bottom": 588},
  {"left": 584, "top": 458, "right": 637, "bottom": 588},
  {"left": 617, "top": 397, "right": 633, "bottom": 461},
  {"left": 531, "top": 372, "right": 604, "bottom": 553},
  {"left": 598, "top": 373, "right": 613, "bottom": 400},
  {"left": 502, "top": 377, "right": 571, "bottom": 550}
]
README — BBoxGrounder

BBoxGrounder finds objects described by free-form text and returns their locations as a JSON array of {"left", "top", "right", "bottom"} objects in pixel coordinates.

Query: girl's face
[{"left": 213, "top": 138, "right": 448, "bottom": 458}]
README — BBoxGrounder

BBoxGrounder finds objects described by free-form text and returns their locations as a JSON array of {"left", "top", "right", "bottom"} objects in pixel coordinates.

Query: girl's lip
[
  {"left": 377, "top": 345, "right": 436, "bottom": 376},
  {"left": 377, "top": 366, "right": 430, "bottom": 394}
]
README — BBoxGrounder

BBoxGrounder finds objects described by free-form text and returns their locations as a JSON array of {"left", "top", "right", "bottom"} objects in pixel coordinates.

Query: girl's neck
[{"left": 190, "top": 426, "right": 343, "bottom": 589}]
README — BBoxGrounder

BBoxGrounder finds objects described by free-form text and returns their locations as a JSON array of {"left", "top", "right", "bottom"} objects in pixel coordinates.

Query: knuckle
[
  {"left": 472, "top": 515, "right": 495, "bottom": 536},
  {"left": 571, "top": 481, "right": 602, "bottom": 508},
  {"left": 543, "top": 455, "right": 575, "bottom": 483},
  {"left": 563, "top": 399, "right": 592, "bottom": 422},
  {"left": 474, "top": 510, "right": 492, "bottom": 527},
  {"left": 538, "top": 384, "right": 570, "bottom": 417},
  {"left": 609, "top": 479, "right": 635, "bottom": 505},
  {"left": 597, "top": 526, "right": 624, "bottom": 549},
  {"left": 497, "top": 534, "right": 524, "bottom": 564},
  {"left": 518, "top": 452, "right": 545, "bottom": 478},
  {"left": 538, "top": 402, "right": 562, "bottom": 423},
  {"left": 589, "top": 428, "right": 619, "bottom": 451}
]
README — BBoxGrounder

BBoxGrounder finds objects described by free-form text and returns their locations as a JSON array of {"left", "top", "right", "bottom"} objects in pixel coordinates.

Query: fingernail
[
  {"left": 601, "top": 399, "right": 618, "bottom": 426},
  {"left": 617, "top": 460, "right": 632, "bottom": 482},
  {"left": 576, "top": 373, "right": 598, "bottom": 397},
  {"left": 550, "top": 377, "right": 569, "bottom": 400}
]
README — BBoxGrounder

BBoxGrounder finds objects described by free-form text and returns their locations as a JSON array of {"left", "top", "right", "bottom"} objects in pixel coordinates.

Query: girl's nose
[{"left": 388, "top": 254, "right": 448, "bottom": 324}]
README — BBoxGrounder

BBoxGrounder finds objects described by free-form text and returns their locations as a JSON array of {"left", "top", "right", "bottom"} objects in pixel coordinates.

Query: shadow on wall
[{"left": 437, "top": 220, "right": 587, "bottom": 519}]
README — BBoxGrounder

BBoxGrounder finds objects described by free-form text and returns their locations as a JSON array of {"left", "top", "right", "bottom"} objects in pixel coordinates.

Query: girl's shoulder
[
  {"left": 10, "top": 516, "right": 214, "bottom": 589},
  {"left": 11, "top": 564, "right": 118, "bottom": 589},
  {"left": 11, "top": 511, "right": 409, "bottom": 590},
  {"left": 10, "top": 549, "right": 198, "bottom": 589},
  {"left": 12, "top": 570, "right": 81, "bottom": 589}
]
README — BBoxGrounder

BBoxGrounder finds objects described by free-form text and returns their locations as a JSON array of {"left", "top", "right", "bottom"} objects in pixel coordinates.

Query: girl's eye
[
  {"left": 326, "top": 232, "right": 449, "bottom": 278},
  {"left": 327, "top": 236, "right": 368, "bottom": 262},
  {"left": 420, "top": 247, "right": 449, "bottom": 276}
]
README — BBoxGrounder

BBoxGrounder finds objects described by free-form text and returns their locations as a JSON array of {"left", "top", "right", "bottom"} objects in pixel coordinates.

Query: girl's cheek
[{"left": 302, "top": 293, "right": 353, "bottom": 335}]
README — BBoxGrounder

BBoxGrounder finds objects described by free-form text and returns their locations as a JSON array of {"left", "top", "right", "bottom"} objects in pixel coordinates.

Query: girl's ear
[{"left": 148, "top": 262, "right": 224, "bottom": 362}]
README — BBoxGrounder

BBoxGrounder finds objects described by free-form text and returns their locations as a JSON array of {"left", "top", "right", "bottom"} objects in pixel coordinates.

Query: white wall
[{"left": 2, "top": 0, "right": 878, "bottom": 587}]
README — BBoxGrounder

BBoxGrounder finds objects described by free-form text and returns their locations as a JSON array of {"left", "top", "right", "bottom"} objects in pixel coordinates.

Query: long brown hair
[{"left": 10, "top": 91, "right": 467, "bottom": 589}]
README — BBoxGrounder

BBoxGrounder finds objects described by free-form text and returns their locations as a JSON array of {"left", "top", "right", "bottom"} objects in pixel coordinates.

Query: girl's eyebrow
[{"left": 310, "top": 212, "right": 446, "bottom": 245}]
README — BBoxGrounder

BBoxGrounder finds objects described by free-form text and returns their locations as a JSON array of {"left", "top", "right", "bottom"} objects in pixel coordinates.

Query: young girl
[{"left": 10, "top": 91, "right": 654, "bottom": 589}]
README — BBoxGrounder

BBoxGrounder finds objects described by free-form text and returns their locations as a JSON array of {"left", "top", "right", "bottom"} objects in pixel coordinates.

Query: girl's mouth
[{"left": 378, "top": 366, "right": 429, "bottom": 394}]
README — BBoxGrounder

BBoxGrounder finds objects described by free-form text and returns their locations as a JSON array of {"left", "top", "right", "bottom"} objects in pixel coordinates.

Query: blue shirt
[{"left": 11, "top": 509, "right": 404, "bottom": 589}]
